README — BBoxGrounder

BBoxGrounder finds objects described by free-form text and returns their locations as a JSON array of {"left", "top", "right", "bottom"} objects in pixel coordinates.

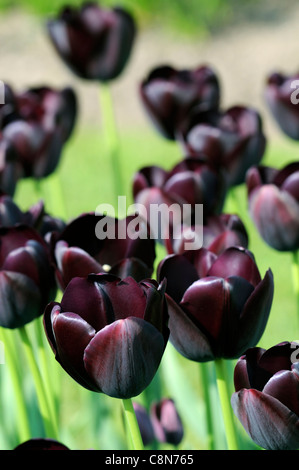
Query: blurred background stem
[
  {"left": 18, "top": 325, "right": 58, "bottom": 440},
  {"left": 99, "top": 84, "right": 124, "bottom": 209},
  {"left": 214, "top": 358, "right": 238, "bottom": 450},
  {"left": 0, "top": 327, "right": 31, "bottom": 443},
  {"left": 199, "top": 362, "right": 215, "bottom": 450}
]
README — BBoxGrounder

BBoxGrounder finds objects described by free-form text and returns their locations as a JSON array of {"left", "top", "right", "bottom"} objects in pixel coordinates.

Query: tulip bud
[
  {"left": 133, "top": 402, "right": 155, "bottom": 446},
  {"left": 231, "top": 342, "right": 299, "bottom": 450},
  {"left": 265, "top": 71, "right": 299, "bottom": 140},
  {"left": 151, "top": 398, "right": 184, "bottom": 446},
  {"left": 140, "top": 65, "right": 220, "bottom": 140},
  {"left": 247, "top": 162, "right": 299, "bottom": 251},
  {"left": 0, "top": 84, "right": 77, "bottom": 179},
  {"left": 43, "top": 274, "right": 169, "bottom": 398},
  {"left": 178, "top": 106, "right": 266, "bottom": 187},
  {"left": 0, "top": 225, "right": 57, "bottom": 328},
  {"left": 47, "top": 3, "right": 136, "bottom": 81}
]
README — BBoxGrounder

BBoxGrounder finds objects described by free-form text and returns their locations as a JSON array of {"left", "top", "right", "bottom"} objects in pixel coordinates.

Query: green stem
[
  {"left": 18, "top": 325, "right": 58, "bottom": 439},
  {"left": 99, "top": 84, "right": 124, "bottom": 206},
  {"left": 0, "top": 328, "right": 31, "bottom": 442},
  {"left": 122, "top": 398, "right": 144, "bottom": 450},
  {"left": 199, "top": 362, "right": 215, "bottom": 450},
  {"left": 34, "top": 318, "right": 59, "bottom": 433},
  {"left": 214, "top": 358, "right": 238, "bottom": 450}
]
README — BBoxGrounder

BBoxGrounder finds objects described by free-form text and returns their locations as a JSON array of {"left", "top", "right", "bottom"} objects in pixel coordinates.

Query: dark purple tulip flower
[
  {"left": 140, "top": 64, "right": 220, "bottom": 140},
  {"left": 133, "top": 402, "right": 155, "bottom": 446},
  {"left": 231, "top": 342, "right": 299, "bottom": 450},
  {"left": 169, "top": 213, "right": 248, "bottom": 255},
  {"left": 14, "top": 438, "right": 70, "bottom": 450},
  {"left": 133, "top": 157, "right": 226, "bottom": 243},
  {"left": 0, "top": 225, "right": 57, "bottom": 329},
  {"left": 247, "top": 162, "right": 299, "bottom": 251},
  {"left": 265, "top": 71, "right": 299, "bottom": 140},
  {"left": 178, "top": 106, "right": 266, "bottom": 187},
  {"left": 47, "top": 2, "right": 136, "bottom": 81},
  {"left": 157, "top": 246, "right": 274, "bottom": 361},
  {"left": 51, "top": 212, "right": 156, "bottom": 289},
  {"left": 0, "top": 193, "right": 65, "bottom": 241},
  {"left": 151, "top": 398, "right": 184, "bottom": 446},
  {"left": 43, "top": 274, "right": 169, "bottom": 398},
  {"left": 0, "top": 85, "right": 77, "bottom": 179}
]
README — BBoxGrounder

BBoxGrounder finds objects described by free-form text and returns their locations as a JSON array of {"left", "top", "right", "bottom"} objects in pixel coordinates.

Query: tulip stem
[
  {"left": 122, "top": 398, "right": 144, "bottom": 450},
  {"left": 214, "top": 358, "right": 239, "bottom": 450},
  {"left": 99, "top": 84, "right": 124, "bottom": 206},
  {"left": 0, "top": 328, "right": 31, "bottom": 443},
  {"left": 18, "top": 325, "right": 58, "bottom": 440},
  {"left": 199, "top": 362, "right": 215, "bottom": 450}
]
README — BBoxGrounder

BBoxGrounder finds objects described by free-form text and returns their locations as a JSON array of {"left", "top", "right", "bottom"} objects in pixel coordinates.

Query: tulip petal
[
  {"left": 52, "top": 308, "right": 98, "bottom": 392},
  {"left": 231, "top": 388, "right": 299, "bottom": 450},
  {"left": 0, "top": 271, "right": 41, "bottom": 328},
  {"left": 249, "top": 184, "right": 299, "bottom": 251},
  {"left": 207, "top": 247, "right": 261, "bottom": 286},
  {"left": 166, "top": 294, "right": 214, "bottom": 362},
  {"left": 83, "top": 317, "right": 165, "bottom": 398},
  {"left": 237, "top": 269, "right": 274, "bottom": 355},
  {"left": 263, "top": 369, "right": 299, "bottom": 417},
  {"left": 60, "top": 276, "right": 112, "bottom": 331},
  {"left": 157, "top": 254, "right": 199, "bottom": 304},
  {"left": 55, "top": 241, "right": 103, "bottom": 289}
]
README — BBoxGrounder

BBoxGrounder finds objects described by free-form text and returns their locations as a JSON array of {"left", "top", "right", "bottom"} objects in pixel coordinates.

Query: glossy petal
[
  {"left": 0, "top": 271, "right": 41, "bottom": 328},
  {"left": 157, "top": 254, "right": 199, "bottom": 304},
  {"left": 51, "top": 306, "right": 98, "bottom": 392},
  {"left": 83, "top": 317, "right": 166, "bottom": 398},
  {"left": 55, "top": 241, "right": 103, "bottom": 289},
  {"left": 207, "top": 247, "right": 261, "bottom": 286},
  {"left": 166, "top": 294, "right": 214, "bottom": 362},
  {"left": 249, "top": 184, "right": 299, "bottom": 251},
  {"left": 231, "top": 388, "right": 299, "bottom": 450},
  {"left": 263, "top": 369, "right": 299, "bottom": 417}
]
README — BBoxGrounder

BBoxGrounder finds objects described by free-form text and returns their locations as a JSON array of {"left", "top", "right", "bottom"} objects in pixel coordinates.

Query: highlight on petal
[
  {"left": 83, "top": 317, "right": 166, "bottom": 398},
  {"left": 231, "top": 388, "right": 299, "bottom": 450}
]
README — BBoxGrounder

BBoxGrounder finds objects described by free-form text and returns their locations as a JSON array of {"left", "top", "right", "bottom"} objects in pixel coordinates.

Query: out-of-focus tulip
[
  {"left": 139, "top": 64, "right": 220, "bottom": 140},
  {"left": 169, "top": 213, "right": 248, "bottom": 255},
  {"left": 0, "top": 85, "right": 77, "bottom": 179},
  {"left": 231, "top": 342, "right": 299, "bottom": 450},
  {"left": 178, "top": 106, "right": 266, "bottom": 187},
  {"left": 0, "top": 193, "right": 65, "bottom": 240},
  {"left": 133, "top": 157, "right": 226, "bottom": 243},
  {"left": 247, "top": 162, "right": 299, "bottom": 251},
  {"left": 14, "top": 438, "right": 70, "bottom": 450},
  {"left": 43, "top": 274, "right": 169, "bottom": 398},
  {"left": 133, "top": 402, "right": 155, "bottom": 446},
  {"left": 47, "top": 2, "right": 136, "bottom": 81},
  {"left": 51, "top": 212, "right": 156, "bottom": 289},
  {"left": 0, "top": 225, "right": 57, "bottom": 328},
  {"left": 157, "top": 246, "right": 274, "bottom": 361},
  {"left": 151, "top": 398, "right": 184, "bottom": 446},
  {"left": 265, "top": 71, "right": 299, "bottom": 140}
]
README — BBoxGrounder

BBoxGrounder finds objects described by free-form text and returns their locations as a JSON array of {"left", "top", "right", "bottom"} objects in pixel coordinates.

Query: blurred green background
[{"left": 0, "top": 0, "right": 299, "bottom": 451}]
